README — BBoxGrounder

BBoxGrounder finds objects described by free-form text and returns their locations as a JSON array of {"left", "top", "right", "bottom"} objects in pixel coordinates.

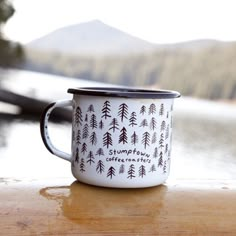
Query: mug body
[{"left": 69, "top": 88, "right": 178, "bottom": 188}]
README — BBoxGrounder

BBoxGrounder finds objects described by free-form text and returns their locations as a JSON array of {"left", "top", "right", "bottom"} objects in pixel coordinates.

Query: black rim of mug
[{"left": 67, "top": 87, "right": 181, "bottom": 99}]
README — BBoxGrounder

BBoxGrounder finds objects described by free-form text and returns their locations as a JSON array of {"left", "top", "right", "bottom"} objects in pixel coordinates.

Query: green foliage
[
  {"left": 25, "top": 42, "right": 236, "bottom": 100},
  {"left": 0, "top": 0, "right": 24, "bottom": 67}
]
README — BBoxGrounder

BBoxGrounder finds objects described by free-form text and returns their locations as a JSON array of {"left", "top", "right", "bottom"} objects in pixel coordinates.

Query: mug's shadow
[{"left": 40, "top": 181, "right": 168, "bottom": 233}]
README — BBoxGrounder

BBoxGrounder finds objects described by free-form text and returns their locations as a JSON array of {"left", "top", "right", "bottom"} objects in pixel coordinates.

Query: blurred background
[{"left": 0, "top": 0, "right": 236, "bottom": 180}]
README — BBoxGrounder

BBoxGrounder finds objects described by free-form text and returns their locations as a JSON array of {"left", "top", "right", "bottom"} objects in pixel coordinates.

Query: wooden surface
[{"left": 1, "top": 177, "right": 236, "bottom": 235}]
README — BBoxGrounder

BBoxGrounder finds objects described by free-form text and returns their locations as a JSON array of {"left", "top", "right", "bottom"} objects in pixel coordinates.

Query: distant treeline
[{"left": 23, "top": 44, "right": 236, "bottom": 100}]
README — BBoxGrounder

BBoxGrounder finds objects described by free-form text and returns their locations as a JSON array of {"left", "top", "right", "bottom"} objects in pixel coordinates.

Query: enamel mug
[{"left": 40, "top": 87, "right": 180, "bottom": 188}]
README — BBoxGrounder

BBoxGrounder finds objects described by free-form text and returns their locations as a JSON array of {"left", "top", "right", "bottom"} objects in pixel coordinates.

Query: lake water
[{"left": 0, "top": 69, "right": 236, "bottom": 180}]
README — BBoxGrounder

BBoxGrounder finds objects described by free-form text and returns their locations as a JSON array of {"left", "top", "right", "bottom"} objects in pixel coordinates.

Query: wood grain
[{"left": 0, "top": 178, "right": 236, "bottom": 235}]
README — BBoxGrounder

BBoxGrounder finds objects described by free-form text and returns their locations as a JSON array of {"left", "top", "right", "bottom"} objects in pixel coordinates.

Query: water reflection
[{"left": 40, "top": 181, "right": 167, "bottom": 233}]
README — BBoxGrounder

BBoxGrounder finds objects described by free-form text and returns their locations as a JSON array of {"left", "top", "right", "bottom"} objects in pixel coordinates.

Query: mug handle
[{"left": 40, "top": 99, "right": 73, "bottom": 162}]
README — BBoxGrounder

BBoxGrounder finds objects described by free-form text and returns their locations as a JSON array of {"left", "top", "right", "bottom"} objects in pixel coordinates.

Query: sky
[{"left": 4, "top": 0, "right": 236, "bottom": 44}]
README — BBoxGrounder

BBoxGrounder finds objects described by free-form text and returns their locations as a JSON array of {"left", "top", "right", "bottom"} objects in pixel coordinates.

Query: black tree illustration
[
  {"left": 129, "top": 112, "right": 137, "bottom": 127},
  {"left": 76, "top": 130, "right": 81, "bottom": 145},
  {"left": 165, "top": 125, "right": 170, "bottom": 140},
  {"left": 103, "top": 132, "right": 113, "bottom": 148},
  {"left": 81, "top": 143, "right": 87, "bottom": 155},
  {"left": 82, "top": 124, "right": 89, "bottom": 139},
  {"left": 163, "top": 161, "right": 167, "bottom": 174},
  {"left": 131, "top": 131, "right": 138, "bottom": 145},
  {"left": 79, "top": 158, "right": 85, "bottom": 172},
  {"left": 75, "top": 147, "right": 80, "bottom": 163},
  {"left": 142, "top": 132, "right": 150, "bottom": 149},
  {"left": 149, "top": 117, "right": 157, "bottom": 130},
  {"left": 138, "top": 165, "right": 146, "bottom": 178},
  {"left": 90, "top": 114, "right": 98, "bottom": 129},
  {"left": 140, "top": 105, "right": 146, "bottom": 115},
  {"left": 96, "top": 160, "right": 105, "bottom": 174},
  {"left": 107, "top": 166, "right": 116, "bottom": 179},
  {"left": 85, "top": 114, "right": 88, "bottom": 122},
  {"left": 127, "top": 164, "right": 135, "bottom": 179},
  {"left": 99, "top": 120, "right": 104, "bottom": 130},
  {"left": 149, "top": 164, "right": 156, "bottom": 172},
  {"left": 90, "top": 132, "right": 97, "bottom": 145},
  {"left": 153, "top": 147, "right": 158, "bottom": 158},
  {"left": 119, "top": 127, "right": 128, "bottom": 144},
  {"left": 109, "top": 118, "right": 119, "bottom": 132},
  {"left": 165, "top": 144, "right": 169, "bottom": 154},
  {"left": 158, "top": 151, "right": 163, "bottom": 167},
  {"left": 152, "top": 132, "right": 157, "bottom": 144},
  {"left": 159, "top": 103, "right": 164, "bottom": 116},
  {"left": 102, "top": 101, "right": 111, "bottom": 119},
  {"left": 118, "top": 103, "right": 129, "bottom": 122},
  {"left": 75, "top": 106, "right": 83, "bottom": 126},
  {"left": 96, "top": 148, "right": 104, "bottom": 156},
  {"left": 87, "top": 151, "right": 95, "bottom": 165},
  {"left": 87, "top": 104, "right": 95, "bottom": 113},
  {"left": 119, "top": 164, "right": 125, "bottom": 174},
  {"left": 148, "top": 103, "right": 156, "bottom": 115},
  {"left": 159, "top": 133, "right": 164, "bottom": 149},
  {"left": 160, "top": 120, "right": 166, "bottom": 131},
  {"left": 139, "top": 119, "right": 148, "bottom": 127}
]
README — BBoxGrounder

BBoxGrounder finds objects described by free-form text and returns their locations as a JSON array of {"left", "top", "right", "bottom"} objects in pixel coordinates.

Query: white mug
[{"left": 40, "top": 87, "right": 180, "bottom": 188}]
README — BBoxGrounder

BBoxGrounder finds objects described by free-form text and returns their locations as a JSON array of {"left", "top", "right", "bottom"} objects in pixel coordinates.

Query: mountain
[{"left": 27, "top": 20, "right": 156, "bottom": 55}]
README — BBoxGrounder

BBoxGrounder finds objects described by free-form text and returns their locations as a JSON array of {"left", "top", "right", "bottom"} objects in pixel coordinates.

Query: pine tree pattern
[
  {"left": 139, "top": 165, "right": 146, "bottom": 178},
  {"left": 159, "top": 133, "right": 164, "bottom": 149},
  {"left": 82, "top": 124, "right": 89, "bottom": 139},
  {"left": 96, "top": 148, "right": 104, "bottom": 156},
  {"left": 103, "top": 132, "right": 113, "bottom": 148},
  {"left": 119, "top": 127, "right": 128, "bottom": 144},
  {"left": 81, "top": 143, "right": 87, "bottom": 154},
  {"left": 90, "top": 114, "right": 97, "bottom": 129},
  {"left": 139, "top": 119, "right": 148, "bottom": 127},
  {"left": 142, "top": 132, "right": 150, "bottom": 149},
  {"left": 153, "top": 147, "right": 158, "bottom": 158},
  {"left": 149, "top": 117, "right": 157, "bottom": 130},
  {"left": 152, "top": 132, "right": 157, "bottom": 144},
  {"left": 149, "top": 164, "right": 156, "bottom": 172},
  {"left": 87, "top": 104, "right": 95, "bottom": 113},
  {"left": 129, "top": 112, "right": 137, "bottom": 127},
  {"left": 163, "top": 161, "right": 167, "bottom": 173},
  {"left": 96, "top": 160, "right": 105, "bottom": 174},
  {"left": 140, "top": 105, "right": 146, "bottom": 115},
  {"left": 127, "top": 164, "right": 135, "bottom": 179},
  {"left": 79, "top": 158, "right": 85, "bottom": 172},
  {"left": 119, "top": 164, "right": 125, "bottom": 174},
  {"left": 102, "top": 101, "right": 111, "bottom": 119},
  {"left": 107, "top": 166, "right": 116, "bottom": 179},
  {"left": 74, "top": 100, "right": 173, "bottom": 179},
  {"left": 159, "top": 103, "right": 164, "bottom": 116},
  {"left": 90, "top": 132, "right": 97, "bottom": 145},
  {"left": 75, "top": 106, "right": 83, "bottom": 126},
  {"left": 118, "top": 103, "right": 129, "bottom": 122},
  {"left": 76, "top": 130, "right": 81, "bottom": 145},
  {"left": 109, "top": 118, "right": 119, "bottom": 132},
  {"left": 86, "top": 151, "right": 95, "bottom": 165},
  {"left": 161, "top": 120, "right": 166, "bottom": 131},
  {"left": 165, "top": 125, "right": 169, "bottom": 140},
  {"left": 131, "top": 131, "right": 138, "bottom": 145},
  {"left": 148, "top": 103, "right": 156, "bottom": 115},
  {"left": 158, "top": 151, "right": 163, "bottom": 167},
  {"left": 99, "top": 120, "right": 104, "bottom": 130}
]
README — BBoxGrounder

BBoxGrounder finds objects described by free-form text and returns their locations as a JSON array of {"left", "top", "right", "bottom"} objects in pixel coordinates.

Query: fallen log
[{"left": 0, "top": 88, "right": 71, "bottom": 122}]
